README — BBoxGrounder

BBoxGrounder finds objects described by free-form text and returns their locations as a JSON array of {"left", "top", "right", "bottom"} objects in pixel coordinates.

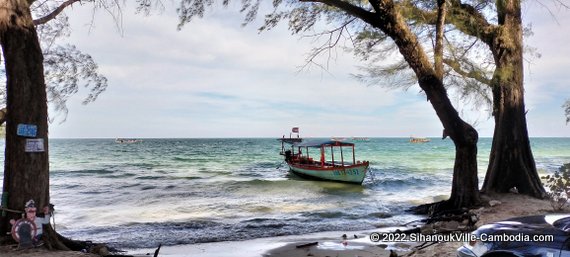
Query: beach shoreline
[{"left": 1, "top": 193, "right": 563, "bottom": 257}]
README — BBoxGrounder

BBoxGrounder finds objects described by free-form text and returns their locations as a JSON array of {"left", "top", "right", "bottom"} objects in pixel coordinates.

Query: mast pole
[
  {"left": 340, "top": 145, "right": 344, "bottom": 166},
  {"left": 331, "top": 146, "right": 334, "bottom": 166}
]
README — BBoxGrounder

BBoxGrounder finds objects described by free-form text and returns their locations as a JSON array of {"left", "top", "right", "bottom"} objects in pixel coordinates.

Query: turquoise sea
[{"left": 1, "top": 137, "right": 570, "bottom": 248}]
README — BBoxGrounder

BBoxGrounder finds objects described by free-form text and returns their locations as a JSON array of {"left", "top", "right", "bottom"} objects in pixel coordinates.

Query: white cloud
[{"left": 49, "top": 2, "right": 570, "bottom": 138}]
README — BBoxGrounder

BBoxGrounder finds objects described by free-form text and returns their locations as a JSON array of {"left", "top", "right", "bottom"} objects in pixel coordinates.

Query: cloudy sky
[{"left": 49, "top": 1, "right": 570, "bottom": 138}]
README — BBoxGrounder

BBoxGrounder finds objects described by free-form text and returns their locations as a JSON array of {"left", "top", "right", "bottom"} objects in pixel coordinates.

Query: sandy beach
[{"left": 1, "top": 193, "right": 563, "bottom": 257}]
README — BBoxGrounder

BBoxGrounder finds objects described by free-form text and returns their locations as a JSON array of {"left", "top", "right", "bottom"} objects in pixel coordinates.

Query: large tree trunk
[
  {"left": 482, "top": 0, "right": 546, "bottom": 198},
  {"left": 367, "top": 1, "right": 481, "bottom": 210},
  {"left": 417, "top": 76, "right": 481, "bottom": 210},
  {"left": 0, "top": 0, "right": 50, "bottom": 235},
  {"left": 448, "top": 128, "right": 480, "bottom": 208}
]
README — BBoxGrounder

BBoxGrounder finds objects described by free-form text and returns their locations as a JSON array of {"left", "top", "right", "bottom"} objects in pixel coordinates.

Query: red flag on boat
[{"left": 292, "top": 127, "right": 299, "bottom": 133}]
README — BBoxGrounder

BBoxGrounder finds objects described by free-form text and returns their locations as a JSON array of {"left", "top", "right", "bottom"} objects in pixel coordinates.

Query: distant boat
[
  {"left": 279, "top": 134, "right": 302, "bottom": 144},
  {"left": 331, "top": 136, "right": 370, "bottom": 142},
  {"left": 409, "top": 137, "right": 430, "bottom": 143},
  {"left": 351, "top": 136, "right": 370, "bottom": 141},
  {"left": 115, "top": 138, "right": 142, "bottom": 144},
  {"left": 278, "top": 138, "right": 369, "bottom": 184}
]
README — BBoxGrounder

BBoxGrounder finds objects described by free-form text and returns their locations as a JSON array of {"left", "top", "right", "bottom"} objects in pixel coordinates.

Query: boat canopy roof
[{"left": 294, "top": 140, "right": 354, "bottom": 148}]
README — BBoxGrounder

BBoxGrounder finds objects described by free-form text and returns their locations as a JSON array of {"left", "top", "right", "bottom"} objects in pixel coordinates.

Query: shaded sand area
[{"left": 1, "top": 193, "right": 565, "bottom": 257}]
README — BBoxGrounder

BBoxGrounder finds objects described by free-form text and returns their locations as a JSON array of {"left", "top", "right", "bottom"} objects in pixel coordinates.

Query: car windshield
[{"left": 553, "top": 216, "right": 570, "bottom": 232}]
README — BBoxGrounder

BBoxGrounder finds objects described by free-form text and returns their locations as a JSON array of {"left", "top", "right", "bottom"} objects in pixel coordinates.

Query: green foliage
[{"left": 542, "top": 164, "right": 570, "bottom": 211}]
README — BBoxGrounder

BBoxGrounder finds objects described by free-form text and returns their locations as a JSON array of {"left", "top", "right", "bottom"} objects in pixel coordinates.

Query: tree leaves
[
  {"left": 0, "top": 0, "right": 109, "bottom": 123},
  {"left": 177, "top": 0, "right": 216, "bottom": 29},
  {"left": 43, "top": 44, "right": 108, "bottom": 122},
  {"left": 541, "top": 163, "right": 570, "bottom": 211}
]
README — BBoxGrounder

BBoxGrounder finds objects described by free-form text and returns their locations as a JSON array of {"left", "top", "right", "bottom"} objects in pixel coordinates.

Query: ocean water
[{"left": 1, "top": 137, "right": 570, "bottom": 248}]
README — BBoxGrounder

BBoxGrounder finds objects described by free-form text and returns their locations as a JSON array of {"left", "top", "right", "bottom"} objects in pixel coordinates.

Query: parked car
[{"left": 457, "top": 214, "right": 570, "bottom": 257}]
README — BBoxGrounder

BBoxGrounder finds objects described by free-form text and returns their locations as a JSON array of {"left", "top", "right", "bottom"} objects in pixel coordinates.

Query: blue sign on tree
[{"left": 17, "top": 124, "right": 38, "bottom": 137}]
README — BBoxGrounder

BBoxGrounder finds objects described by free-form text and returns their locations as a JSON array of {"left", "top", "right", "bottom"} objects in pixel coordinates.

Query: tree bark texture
[
  {"left": 0, "top": 0, "right": 50, "bottom": 234},
  {"left": 434, "top": 0, "right": 446, "bottom": 80},
  {"left": 482, "top": 0, "right": 546, "bottom": 198}
]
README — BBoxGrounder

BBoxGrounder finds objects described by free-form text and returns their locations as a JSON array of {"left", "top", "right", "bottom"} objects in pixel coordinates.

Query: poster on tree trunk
[
  {"left": 17, "top": 124, "right": 37, "bottom": 137},
  {"left": 25, "top": 139, "right": 44, "bottom": 153}
]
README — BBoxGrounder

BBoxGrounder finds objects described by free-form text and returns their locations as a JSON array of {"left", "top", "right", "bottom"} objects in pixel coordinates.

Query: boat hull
[{"left": 287, "top": 162, "right": 368, "bottom": 184}]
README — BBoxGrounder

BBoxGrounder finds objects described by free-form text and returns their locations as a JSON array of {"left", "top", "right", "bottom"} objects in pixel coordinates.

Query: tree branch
[
  {"left": 434, "top": 0, "right": 447, "bottom": 80},
  {"left": 398, "top": 0, "right": 437, "bottom": 24},
  {"left": 299, "top": 0, "right": 379, "bottom": 27},
  {"left": 398, "top": 0, "right": 497, "bottom": 46},
  {"left": 443, "top": 57, "right": 491, "bottom": 86},
  {"left": 33, "top": 0, "right": 82, "bottom": 26},
  {"left": 300, "top": 18, "right": 356, "bottom": 71},
  {"left": 446, "top": 0, "right": 496, "bottom": 45},
  {"left": 300, "top": 0, "right": 436, "bottom": 82}
]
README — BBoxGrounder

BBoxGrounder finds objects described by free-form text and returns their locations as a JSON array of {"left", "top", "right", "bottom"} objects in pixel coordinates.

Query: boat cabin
[{"left": 283, "top": 140, "right": 363, "bottom": 168}]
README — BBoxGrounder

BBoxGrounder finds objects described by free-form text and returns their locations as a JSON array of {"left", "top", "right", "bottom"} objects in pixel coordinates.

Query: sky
[{"left": 48, "top": 1, "right": 570, "bottom": 138}]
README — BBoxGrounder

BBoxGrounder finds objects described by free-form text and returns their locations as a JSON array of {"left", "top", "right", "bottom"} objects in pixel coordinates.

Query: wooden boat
[
  {"left": 279, "top": 139, "right": 369, "bottom": 184},
  {"left": 351, "top": 136, "right": 370, "bottom": 141},
  {"left": 409, "top": 137, "right": 430, "bottom": 143},
  {"left": 115, "top": 138, "right": 142, "bottom": 144},
  {"left": 330, "top": 137, "right": 347, "bottom": 141}
]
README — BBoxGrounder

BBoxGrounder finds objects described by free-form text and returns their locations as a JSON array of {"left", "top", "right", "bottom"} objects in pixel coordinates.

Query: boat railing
[{"left": 320, "top": 161, "right": 367, "bottom": 167}]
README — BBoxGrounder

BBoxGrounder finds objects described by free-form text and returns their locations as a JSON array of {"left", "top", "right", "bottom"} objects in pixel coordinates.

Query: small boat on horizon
[
  {"left": 115, "top": 138, "right": 143, "bottom": 144},
  {"left": 409, "top": 137, "right": 430, "bottom": 143},
  {"left": 331, "top": 136, "right": 370, "bottom": 142},
  {"left": 331, "top": 137, "right": 347, "bottom": 141},
  {"left": 351, "top": 136, "right": 370, "bottom": 141},
  {"left": 278, "top": 138, "right": 369, "bottom": 184}
]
